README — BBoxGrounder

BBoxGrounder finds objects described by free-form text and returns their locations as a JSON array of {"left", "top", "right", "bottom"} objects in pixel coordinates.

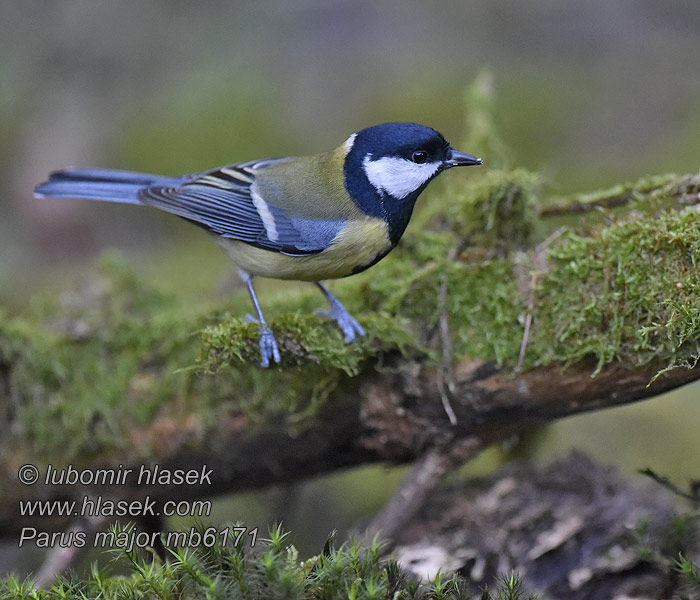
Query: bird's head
[{"left": 342, "top": 122, "right": 482, "bottom": 243}]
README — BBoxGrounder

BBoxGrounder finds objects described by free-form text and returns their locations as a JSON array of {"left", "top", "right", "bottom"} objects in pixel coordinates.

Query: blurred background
[{"left": 2, "top": 0, "right": 700, "bottom": 576}]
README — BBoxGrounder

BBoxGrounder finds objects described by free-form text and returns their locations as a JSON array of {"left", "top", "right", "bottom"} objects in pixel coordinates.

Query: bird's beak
[{"left": 446, "top": 149, "right": 483, "bottom": 167}]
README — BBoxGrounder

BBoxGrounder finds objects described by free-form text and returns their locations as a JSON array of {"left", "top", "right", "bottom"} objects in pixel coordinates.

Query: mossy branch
[{"left": 2, "top": 167, "right": 700, "bottom": 540}]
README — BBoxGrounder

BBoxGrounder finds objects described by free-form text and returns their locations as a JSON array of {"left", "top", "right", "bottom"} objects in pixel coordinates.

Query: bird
[{"left": 35, "top": 122, "right": 482, "bottom": 367}]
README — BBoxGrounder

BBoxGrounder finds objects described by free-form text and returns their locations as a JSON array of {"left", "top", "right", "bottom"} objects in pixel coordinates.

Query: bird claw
[
  {"left": 315, "top": 303, "right": 366, "bottom": 344},
  {"left": 246, "top": 314, "right": 281, "bottom": 367}
]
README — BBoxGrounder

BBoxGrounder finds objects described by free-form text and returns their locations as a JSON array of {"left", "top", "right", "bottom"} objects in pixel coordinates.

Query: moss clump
[
  {"left": 347, "top": 245, "right": 523, "bottom": 366},
  {"left": 420, "top": 169, "right": 541, "bottom": 250},
  {"left": 534, "top": 207, "right": 700, "bottom": 374},
  {"left": 0, "top": 524, "right": 537, "bottom": 600},
  {"left": 199, "top": 311, "right": 422, "bottom": 376}
]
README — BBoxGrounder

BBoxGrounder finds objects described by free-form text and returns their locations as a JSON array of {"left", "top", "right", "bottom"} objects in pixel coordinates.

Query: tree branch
[
  {"left": 3, "top": 171, "right": 700, "bottom": 542},
  {"left": 2, "top": 352, "right": 698, "bottom": 538}
]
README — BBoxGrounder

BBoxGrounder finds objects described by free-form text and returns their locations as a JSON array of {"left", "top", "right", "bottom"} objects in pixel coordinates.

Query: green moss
[
  {"left": 0, "top": 525, "right": 537, "bottom": 600},
  {"left": 346, "top": 246, "right": 523, "bottom": 366},
  {"left": 540, "top": 172, "right": 679, "bottom": 223},
  {"left": 676, "top": 554, "right": 700, "bottom": 592},
  {"left": 568, "top": 172, "right": 677, "bottom": 207},
  {"left": 418, "top": 168, "right": 541, "bottom": 251},
  {"left": 0, "top": 253, "right": 213, "bottom": 465},
  {"left": 0, "top": 250, "right": 431, "bottom": 464},
  {"left": 199, "top": 311, "right": 421, "bottom": 376},
  {"left": 534, "top": 207, "right": 700, "bottom": 374}
]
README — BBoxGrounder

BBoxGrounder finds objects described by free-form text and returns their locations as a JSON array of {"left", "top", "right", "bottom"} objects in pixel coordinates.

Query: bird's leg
[
  {"left": 239, "top": 270, "right": 281, "bottom": 367},
  {"left": 315, "top": 282, "right": 366, "bottom": 343}
]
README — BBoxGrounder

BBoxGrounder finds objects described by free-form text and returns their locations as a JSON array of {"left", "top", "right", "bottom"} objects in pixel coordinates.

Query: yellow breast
[{"left": 216, "top": 216, "right": 392, "bottom": 281}]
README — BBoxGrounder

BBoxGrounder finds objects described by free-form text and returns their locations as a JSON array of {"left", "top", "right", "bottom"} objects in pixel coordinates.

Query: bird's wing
[{"left": 139, "top": 158, "right": 341, "bottom": 256}]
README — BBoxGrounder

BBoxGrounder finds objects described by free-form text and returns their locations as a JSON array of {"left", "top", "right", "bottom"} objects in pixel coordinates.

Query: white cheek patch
[{"left": 362, "top": 155, "right": 441, "bottom": 200}]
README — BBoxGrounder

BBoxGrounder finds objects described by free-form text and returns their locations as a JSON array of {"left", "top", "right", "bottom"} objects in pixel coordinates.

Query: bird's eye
[{"left": 411, "top": 150, "right": 428, "bottom": 164}]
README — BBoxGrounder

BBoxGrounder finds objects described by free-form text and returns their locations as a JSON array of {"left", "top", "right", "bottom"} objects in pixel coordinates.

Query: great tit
[{"left": 35, "top": 122, "right": 482, "bottom": 366}]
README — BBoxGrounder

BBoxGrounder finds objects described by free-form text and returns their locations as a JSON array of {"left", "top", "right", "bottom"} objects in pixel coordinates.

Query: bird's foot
[
  {"left": 315, "top": 300, "right": 366, "bottom": 343},
  {"left": 246, "top": 314, "right": 281, "bottom": 367}
]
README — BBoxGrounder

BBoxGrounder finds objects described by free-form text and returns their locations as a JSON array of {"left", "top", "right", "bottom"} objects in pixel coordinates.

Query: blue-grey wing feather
[{"left": 138, "top": 161, "right": 345, "bottom": 256}]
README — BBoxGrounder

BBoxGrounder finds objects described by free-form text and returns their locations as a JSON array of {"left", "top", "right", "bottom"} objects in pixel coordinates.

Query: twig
[
  {"left": 34, "top": 515, "right": 109, "bottom": 588},
  {"left": 539, "top": 193, "right": 635, "bottom": 217},
  {"left": 517, "top": 271, "right": 537, "bottom": 373},
  {"left": 639, "top": 467, "right": 700, "bottom": 504},
  {"left": 359, "top": 438, "right": 482, "bottom": 543},
  {"left": 540, "top": 174, "right": 700, "bottom": 217},
  {"left": 516, "top": 227, "right": 567, "bottom": 371},
  {"left": 437, "top": 247, "right": 459, "bottom": 425}
]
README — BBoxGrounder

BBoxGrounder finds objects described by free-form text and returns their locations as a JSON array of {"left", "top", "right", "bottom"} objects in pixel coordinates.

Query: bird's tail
[{"left": 34, "top": 168, "right": 184, "bottom": 204}]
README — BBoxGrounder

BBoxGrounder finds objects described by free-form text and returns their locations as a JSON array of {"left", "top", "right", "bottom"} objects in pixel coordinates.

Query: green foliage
[
  {"left": 480, "top": 573, "right": 539, "bottom": 600},
  {"left": 676, "top": 553, "right": 700, "bottom": 594},
  {"left": 0, "top": 526, "right": 536, "bottom": 600}
]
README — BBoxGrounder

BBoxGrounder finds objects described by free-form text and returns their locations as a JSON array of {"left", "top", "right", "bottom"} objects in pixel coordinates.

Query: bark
[{"left": 3, "top": 353, "right": 698, "bottom": 538}]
